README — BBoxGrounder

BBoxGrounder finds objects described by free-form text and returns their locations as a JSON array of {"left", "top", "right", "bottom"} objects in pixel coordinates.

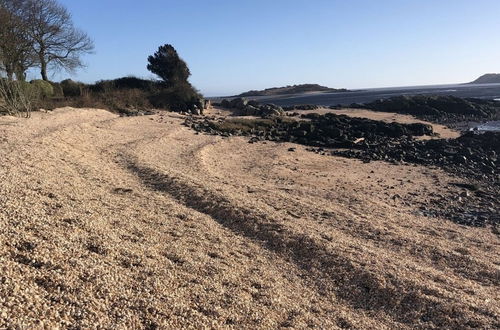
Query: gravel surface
[{"left": 0, "top": 107, "right": 498, "bottom": 328}]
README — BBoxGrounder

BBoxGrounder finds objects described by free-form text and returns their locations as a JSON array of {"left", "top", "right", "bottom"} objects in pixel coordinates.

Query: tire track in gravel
[
  {"left": 183, "top": 134, "right": 500, "bottom": 288},
  {"left": 1, "top": 110, "right": 356, "bottom": 328},
  {"left": 3, "top": 108, "right": 498, "bottom": 328},
  {"left": 120, "top": 154, "right": 499, "bottom": 328}
]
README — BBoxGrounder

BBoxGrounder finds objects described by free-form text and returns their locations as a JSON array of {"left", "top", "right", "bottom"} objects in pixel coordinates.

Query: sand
[{"left": 0, "top": 107, "right": 498, "bottom": 328}]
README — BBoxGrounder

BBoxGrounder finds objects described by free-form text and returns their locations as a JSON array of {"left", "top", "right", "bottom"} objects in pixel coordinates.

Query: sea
[
  {"left": 250, "top": 83, "right": 500, "bottom": 107},
  {"left": 482, "top": 99, "right": 500, "bottom": 131},
  {"left": 212, "top": 82, "right": 500, "bottom": 131},
  {"left": 474, "top": 121, "right": 500, "bottom": 132}
]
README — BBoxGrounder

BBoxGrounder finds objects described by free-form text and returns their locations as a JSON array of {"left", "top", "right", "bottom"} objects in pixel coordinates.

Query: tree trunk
[
  {"left": 15, "top": 65, "right": 26, "bottom": 81},
  {"left": 40, "top": 60, "right": 48, "bottom": 81},
  {"left": 5, "top": 64, "right": 14, "bottom": 81},
  {"left": 38, "top": 50, "right": 48, "bottom": 80}
]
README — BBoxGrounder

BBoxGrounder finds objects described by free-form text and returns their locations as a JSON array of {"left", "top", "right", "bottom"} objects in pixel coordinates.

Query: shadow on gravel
[
  {"left": 188, "top": 114, "right": 499, "bottom": 227},
  {"left": 122, "top": 156, "right": 496, "bottom": 328}
]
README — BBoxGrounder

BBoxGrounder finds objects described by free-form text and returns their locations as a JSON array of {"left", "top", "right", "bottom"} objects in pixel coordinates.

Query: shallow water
[
  {"left": 474, "top": 121, "right": 500, "bottom": 132},
  {"left": 223, "top": 83, "right": 500, "bottom": 107}
]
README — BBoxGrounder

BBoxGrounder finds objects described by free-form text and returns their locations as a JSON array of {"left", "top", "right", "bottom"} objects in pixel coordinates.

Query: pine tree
[{"left": 147, "top": 44, "right": 190, "bottom": 87}]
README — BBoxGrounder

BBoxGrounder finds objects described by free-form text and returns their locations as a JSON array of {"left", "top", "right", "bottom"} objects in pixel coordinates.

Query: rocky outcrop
[
  {"left": 332, "top": 131, "right": 498, "bottom": 179},
  {"left": 283, "top": 105, "right": 320, "bottom": 111},
  {"left": 186, "top": 112, "right": 499, "bottom": 227},
  {"left": 219, "top": 98, "right": 285, "bottom": 117},
  {"left": 187, "top": 112, "right": 434, "bottom": 148},
  {"left": 331, "top": 131, "right": 499, "bottom": 227},
  {"left": 363, "top": 95, "right": 500, "bottom": 123}
]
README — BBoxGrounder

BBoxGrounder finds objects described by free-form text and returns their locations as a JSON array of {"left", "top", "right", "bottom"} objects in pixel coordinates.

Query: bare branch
[{"left": 23, "top": 0, "right": 94, "bottom": 80}]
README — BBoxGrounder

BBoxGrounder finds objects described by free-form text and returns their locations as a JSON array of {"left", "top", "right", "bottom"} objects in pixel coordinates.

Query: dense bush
[
  {"left": 113, "top": 77, "right": 158, "bottom": 91},
  {"left": 41, "top": 87, "right": 157, "bottom": 115},
  {"left": 61, "top": 79, "right": 82, "bottom": 97},
  {"left": 89, "top": 77, "right": 158, "bottom": 93},
  {"left": 103, "top": 89, "right": 153, "bottom": 112},
  {"left": 49, "top": 81, "right": 64, "bottom": 97},
  {"left": 30, "top": 80, "right": 54, "bottom": 98},
  {"left": 39, "top": 77, "right": 203, "bottom": 114},
  {"left": 88, "top": 80, "right": 114, "bottom": 93},
  {"left": 144, "top": 44, "right": 203, "bottom": 112},
  {"left": 31, "top": 42, "right": 204, "bottom": 114},
  {"left": 149, "top": 82, "right": 202, "bottom": 112}
]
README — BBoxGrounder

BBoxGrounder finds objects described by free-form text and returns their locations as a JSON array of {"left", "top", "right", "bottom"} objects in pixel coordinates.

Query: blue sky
[{"left": 38, "top": 0, "right": 500, "bottom": 96}]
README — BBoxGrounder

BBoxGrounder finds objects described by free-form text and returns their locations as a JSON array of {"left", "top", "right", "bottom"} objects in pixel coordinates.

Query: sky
[{"left": 34, "top": 0, "right": 500, "bottom": 96}]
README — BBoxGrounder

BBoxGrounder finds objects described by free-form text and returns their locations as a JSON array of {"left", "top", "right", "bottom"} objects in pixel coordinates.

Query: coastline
[
  {"left": 446, "top": 120, "right": 500, "bottom": 132},
  {"left": 0, "top": 107, "right": 498, "bottom": 328},
  {"left": 211, "top": 82, "right": 500, "bottom": 107}
]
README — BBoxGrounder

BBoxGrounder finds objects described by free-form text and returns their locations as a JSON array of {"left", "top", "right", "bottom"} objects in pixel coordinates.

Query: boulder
[
  {"left": 260, "top": 104, "right": 284, "bottom": 117},
  {"left": 244, "top": 105, "right": 259, "bottom": 116},
  {"left": 407, "top": 123, "right": 434, "bottom": 136},
  {"left": 230, "top": 98, "right": 248, "bottom": 109},
  {"left": 248, "top": 100, "right": 260, "bottom": 107}
]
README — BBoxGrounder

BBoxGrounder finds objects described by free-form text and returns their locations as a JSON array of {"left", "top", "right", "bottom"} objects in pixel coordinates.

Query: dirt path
[{"left": 0, "top": 108, "right": 498, "bottom": 328}]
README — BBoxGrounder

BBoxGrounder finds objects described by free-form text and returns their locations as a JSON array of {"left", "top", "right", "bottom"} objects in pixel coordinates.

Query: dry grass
[
  {"left": 0, "top": 80, "right": 36, "bottom": 117},
  {"left": 0, "top": 108, "right": 498, "bottom": 328},
  {"left": 42, "top": 88, "right": 154, "bottom": 115}
]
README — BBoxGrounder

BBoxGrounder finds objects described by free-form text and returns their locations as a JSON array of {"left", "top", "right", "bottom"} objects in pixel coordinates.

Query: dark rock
[
  {"left": 283, "top": 104, "right": 320, "bottom": 111},
  {"left": 244, "top": 105, "right": 260, "bottom": 116},
  {"left": 185, "top": 113, "right": 499, "bottom": 227},
  {"left": 230, "top": 98, "right": 248, "bottom": 110},
  {"left": 362, "top": 95, "right": 500, "bottom": 124},
  {"left": 248, "top": 100, "right": 259, "bottom": 107}
]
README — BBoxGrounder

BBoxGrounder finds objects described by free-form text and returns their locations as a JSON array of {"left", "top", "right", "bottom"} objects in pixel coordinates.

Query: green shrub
[
  {"left": 89, "top": 77, "right": 158, "bottom": 93},
  {"left": 61, "top": 79, "right": 82, "bottom": 97},
  {"left": 112, "top": 77, "right": 157, "bottom": 91},
  {"left": 90, "top": 79, "right": 115, "bottom": 93},
  {"left": 36, "top": 77, "right": 203, "bottom": 114},
  {"left": 30, "top": 80, "right": 54, "bottom": 98},
  {"left": 48, "top": 81, "right": 64, "bottom": 97}
]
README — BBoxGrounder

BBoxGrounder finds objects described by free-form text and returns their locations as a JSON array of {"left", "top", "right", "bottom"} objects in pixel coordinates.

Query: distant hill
[
  {"left": 469, "top": 74, "right": 500, "bottom": 84},
  {"left": 235, "top": 84, "right": 348, "bottom": 97}
]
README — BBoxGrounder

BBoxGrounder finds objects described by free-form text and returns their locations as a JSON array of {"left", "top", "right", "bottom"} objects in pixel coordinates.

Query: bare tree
[
  {"left": 23, "top": 0, "right": 94, "bottom": 80},
  {"left": 0, "top": 1, "right": 35, "bottom": 81}
]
